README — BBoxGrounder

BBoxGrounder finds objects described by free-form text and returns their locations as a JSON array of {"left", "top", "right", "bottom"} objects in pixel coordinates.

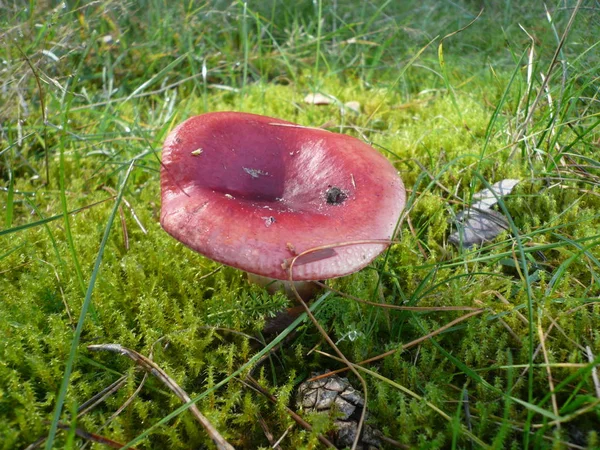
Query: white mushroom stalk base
[
  {"left": 247, "top": 273, "right": 321, "bottom": 302},
  {"left": 247, "top": 273, "right": 322, "bottom": 334}
]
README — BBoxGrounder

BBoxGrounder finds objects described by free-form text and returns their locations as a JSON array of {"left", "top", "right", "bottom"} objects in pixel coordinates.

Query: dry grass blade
[
  {"left": 102, "top": 186, "right": 148, "bottom": 235},
  {"left": 485, "top": 290, "right": 529, "bottom": 325},
  {"left": 56, "top": 423, "right": 137, "bottom": 449},
  {"left": 25, "top": 376, "right": 129, "bottom": 450},
  {"left": 14, "top": 44, "right": 49, "bottom": 185},
  {"left": 81, "top": 373, "right": 150, "bottom": 450},
  {"left": 512, "top": 303, "right": 598, "bottom": 394},
  {"left": 315, "top": 280, "right": 482, "bottom": 312},
  {"left": 537, "top": 318, "right": 560, "bottom": 430},
  {"left": 304, "top": 92, "right": 335, "bottom": 105},
  {"left": 308, "top": 309, "right": 485, "bottom": 382},
  {"left": 87, "top": 344, "right": 234, "bottom": 450},
  {"left": 38, "top": 259, "right": 74, "bottom": 328},
  {"left": 196, "top": 266, "right": 223, "bottom": 281},
  {"left": 77, "top": 375, "right": 128, "bottom": 418},
  {"left": 272, "top": 424, "right": 294, "bottom": 449},
  {"left": 511, "top": 0, "right": 584, "bottom": 154},
  {"left": 531, "top": 399, "right": 600, "bottom": 429},
  {"left": 282, "top": 239, "right": 398, "bottom": 272},
  {"left": 268, "top": 122, "right": 331, "bottom": 132},
  {"left": 586, "top": 346, "right": 600, "bottom": 399},
  {"left": 118, "top": 204, "right": 129, "bottom": 250},
  {"left": 24, "top": 421, "right": 138, "bottom": 450},
  {"left": 406, "top": 214, "right": 428, "bottom": 258},
  {"left": 256, "top": 413, "right": 280, "bottom": 449},
  {"left": 286, "top": 245, "right": 372, "bottom": 450},
  {"left": 0, "top": 195, "right": 116, "bottom": 237}
]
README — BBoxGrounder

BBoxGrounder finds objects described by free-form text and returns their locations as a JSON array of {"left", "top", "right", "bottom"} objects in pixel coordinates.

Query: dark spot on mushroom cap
[{"left": 326, "top": 186, "right": 347, "bottom": 205}]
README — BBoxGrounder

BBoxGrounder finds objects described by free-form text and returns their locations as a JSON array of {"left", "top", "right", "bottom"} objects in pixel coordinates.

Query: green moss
[{"left": 2, "top": 1, "right": 600, "bottom": 448}]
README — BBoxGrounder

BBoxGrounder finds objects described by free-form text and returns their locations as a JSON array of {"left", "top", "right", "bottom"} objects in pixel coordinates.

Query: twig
[
  {"left": 88, "top": 344, "right": 235, "bottom": 450},
  {"left": 537, "top": 318, "right": 560, "bottom": 430}
]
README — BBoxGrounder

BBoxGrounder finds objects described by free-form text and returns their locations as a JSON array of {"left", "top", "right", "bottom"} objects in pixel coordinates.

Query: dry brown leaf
[
  {"left": 344, "top": 101, "right": 361, "bottom": 114},
  {"left": 304, "top": 93, "right": 333, "bottom": 105}
]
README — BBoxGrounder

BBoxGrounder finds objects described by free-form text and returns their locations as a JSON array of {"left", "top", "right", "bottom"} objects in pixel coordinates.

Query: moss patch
[{"left": 1, "top": 1, "right": 599, "bottom": 448}]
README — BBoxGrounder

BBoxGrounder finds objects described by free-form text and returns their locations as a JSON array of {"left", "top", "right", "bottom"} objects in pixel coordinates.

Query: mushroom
[{"left": 160, "top": 112, "right": 405, "bottom": 326}]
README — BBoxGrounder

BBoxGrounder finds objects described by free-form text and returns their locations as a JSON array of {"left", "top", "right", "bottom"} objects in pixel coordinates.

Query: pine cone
[{"left": 297, "top": 372, "right": 382, "bottom": 449}]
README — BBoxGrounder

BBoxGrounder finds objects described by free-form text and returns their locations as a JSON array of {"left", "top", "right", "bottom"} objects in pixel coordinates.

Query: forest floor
[{"left": 1, "top": 1, "right": 600, "bottom": 449}]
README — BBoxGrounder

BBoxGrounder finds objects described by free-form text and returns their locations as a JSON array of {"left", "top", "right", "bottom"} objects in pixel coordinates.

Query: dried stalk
[
  {"left": 309, "top": 309, "right": 485, "bottom": 382},
  {"left": 88, "top": 344, "right": 234, "bottom": 450}
]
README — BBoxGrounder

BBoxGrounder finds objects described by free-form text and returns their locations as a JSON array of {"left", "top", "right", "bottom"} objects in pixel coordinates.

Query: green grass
[{"left": 1, "top": 0, "right": 600, "bottom": 448}]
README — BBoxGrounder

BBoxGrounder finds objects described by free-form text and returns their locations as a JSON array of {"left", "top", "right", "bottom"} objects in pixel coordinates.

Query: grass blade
[
  {"left": 119, "top": 293, "right": 330, "bottom": 449},
  {"left": 44, "top": 160, "right": 137, "bottom": 450}
]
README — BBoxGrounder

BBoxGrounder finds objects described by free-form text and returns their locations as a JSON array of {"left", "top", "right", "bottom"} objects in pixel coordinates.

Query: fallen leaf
[
  {"left": 449, "top": 179, "right": 520, "bottom": 248},
  {"left": 344, "top": 101, "right": 361, "bottom": 114},
  {"left": 471, "top": 179, "right": 520, "bottom": 210},
  {"left": 343, "top": 38, "right": 379, "bottom": 46},
  {"left": 449, "top": 208, "right": 509, "bottom": 248},
  {"left": 304, "top": 93, "right": 333, "bottom": 105}
]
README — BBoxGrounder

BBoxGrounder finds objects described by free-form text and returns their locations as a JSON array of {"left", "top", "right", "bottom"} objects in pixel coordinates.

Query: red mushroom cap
[{"left": 160, "top": 112, "right": 405, "bottom": 281}]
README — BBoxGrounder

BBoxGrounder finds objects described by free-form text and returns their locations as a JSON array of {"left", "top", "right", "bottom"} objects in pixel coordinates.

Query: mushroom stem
[
  {"left": 247, "top": 273, "right": 322, "bottom": 335},
  {"left": 247, "top": 273, "right": 321, "bottom": 302}
]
